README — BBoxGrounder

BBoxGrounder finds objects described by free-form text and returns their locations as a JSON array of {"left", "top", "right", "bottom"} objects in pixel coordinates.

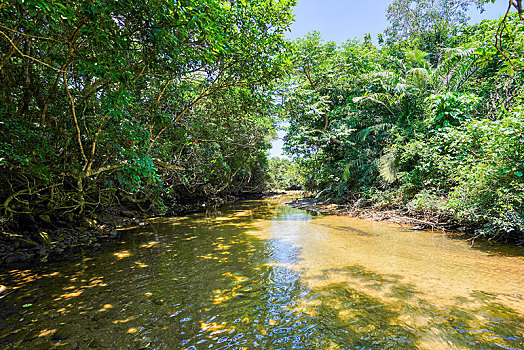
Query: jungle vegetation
[
  {"left": 279, "top": 0, "right": 524, "bottom": 241},
  {"left": 1, "top": 0, "right": 523, "bottom": 246},
  {"left": 0, "top": 0, "right": 295, "bottom": 235}
]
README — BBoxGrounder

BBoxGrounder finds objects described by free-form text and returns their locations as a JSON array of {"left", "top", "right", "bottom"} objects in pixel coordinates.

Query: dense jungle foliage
[
  {"left": 0, "top": 0, "right": 294, "bottom": 235},
  {"left": 279, "top": 1, "right": 524, "bottom": 242},
  {"left": 1, "top": 0, "right": 524, "bottom": 247},
  {"left": 267, "top": 156, "right": 302, "bottom": 190}
]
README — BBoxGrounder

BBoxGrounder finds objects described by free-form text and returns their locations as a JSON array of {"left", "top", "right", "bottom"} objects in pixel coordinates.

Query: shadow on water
[
  {"left": 308, "top": 266, "right": 524, "bottom": 349},
  {"left": 0, "top": 202, "right": 522, "bottom": 349},
  {"left": 468, "top": 240, "right": 524, "bottom": 258}
]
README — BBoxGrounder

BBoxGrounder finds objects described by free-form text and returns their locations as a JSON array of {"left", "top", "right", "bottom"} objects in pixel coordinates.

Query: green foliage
[
  {"left": 0, "top": 0, "right": 294, "bottom": 226},
  {"left": 385, "top": 0, "right": 490, "bottom": 55},
  {"left": 280, "top": 13, "right": 524, "bottom": 241},
  {"left": 448, "top": 109, "right": 524, "bottom": 239},
  {"left": 426, "top": 92, "right": 479, "bottom": 128},
  {"left": 267, "top": 157, "right": 302, "bottom": 190}
]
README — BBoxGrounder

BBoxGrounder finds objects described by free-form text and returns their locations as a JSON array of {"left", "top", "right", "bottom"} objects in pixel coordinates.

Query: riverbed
[{"left": 1, "top": 200, "right": 523, "bottom": 349}]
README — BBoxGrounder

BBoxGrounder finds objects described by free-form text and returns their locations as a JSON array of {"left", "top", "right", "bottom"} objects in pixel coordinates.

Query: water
[{"left": 1, "top": 200, "right": 523, "bottom": 349}]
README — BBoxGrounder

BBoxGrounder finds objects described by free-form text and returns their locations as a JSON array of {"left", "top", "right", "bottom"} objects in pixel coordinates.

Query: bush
[
  {"left": 426, "top": 92, "right": 479, "bottom": 128},
  {"left": 447, "top": 109, "right": 524, "bottom": 240}
]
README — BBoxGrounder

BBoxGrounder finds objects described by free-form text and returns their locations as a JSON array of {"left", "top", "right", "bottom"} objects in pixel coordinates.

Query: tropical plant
[
  {"left": 0, "top": 0, "right": 295, "bottom": 229},
  {"left": 280, "top": 12, "right": 524, "bottom": 241}
]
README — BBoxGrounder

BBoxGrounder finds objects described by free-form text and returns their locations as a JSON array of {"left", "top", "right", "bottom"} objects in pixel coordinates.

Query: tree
[
  {"left": 507, "top": 0, "right": 523, "bottom": 18},
  {"left": 0, "top": 0, "right": 295, "bottom": 228},
  {"left": 385, "top": 0, "right": 489, "bottom": 53}
]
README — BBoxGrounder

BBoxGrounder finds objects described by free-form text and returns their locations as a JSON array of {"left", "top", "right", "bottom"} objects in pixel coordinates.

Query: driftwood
[{"left": 388, "top": 216, "right": 438, "bottom": 227}]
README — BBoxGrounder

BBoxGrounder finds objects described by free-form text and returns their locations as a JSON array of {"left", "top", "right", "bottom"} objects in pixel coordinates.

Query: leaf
[{"left": 379, "top": 152, "right": 397, "bottom": 184}]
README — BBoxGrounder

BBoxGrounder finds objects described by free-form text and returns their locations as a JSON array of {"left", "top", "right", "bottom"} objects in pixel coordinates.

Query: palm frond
[
  {"left": 405, "top": 49, "right": 430, "bottom": 68},
  {"left": 378, "top": 152, "right": 398, "bottom": 184},
  {"left": 343, "top": 158, "right": 362, "bottom": 182},
  {"left": 408, "top": 67, "right": 431, "bottom": 79},
  {"left": 353, "top": 95, "right": 386, "bottom": 106},
  {"left": 356, "top": 123, "right": 393, "bottom": 142},
  {"left": 443, "top": 43, "right": 478, "bottom": 59},
  {"left": 408, "top": 67, "right": 432, "bottom": 90}
]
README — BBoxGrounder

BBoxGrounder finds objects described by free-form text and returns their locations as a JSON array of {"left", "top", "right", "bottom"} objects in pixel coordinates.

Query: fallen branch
[
  {"left": 467, "top": 233, "right": 483, "bottom": 247},
  {"left": 388, "top": 216, "right": 438, "bottom": 227}
]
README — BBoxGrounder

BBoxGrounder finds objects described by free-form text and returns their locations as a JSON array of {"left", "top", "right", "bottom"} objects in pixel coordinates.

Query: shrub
[
  {"left": 448, "top": 109, "right": 524, "bottom": 240},
  {"left": 426, "top": 92, "right": 479, "bottom": 128}
]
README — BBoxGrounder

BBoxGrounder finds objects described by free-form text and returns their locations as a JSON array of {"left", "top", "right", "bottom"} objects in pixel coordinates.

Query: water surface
[{"left": 1, "top": 201, "right": 523, "bottom": 349}]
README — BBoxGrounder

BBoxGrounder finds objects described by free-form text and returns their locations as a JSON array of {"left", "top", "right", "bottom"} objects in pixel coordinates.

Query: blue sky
[
  {"left": 285, "top": 0, "right": 510, "bottom": 44},
  {"left": 269, "top": 0, "right": 512, "bottom": 158}
]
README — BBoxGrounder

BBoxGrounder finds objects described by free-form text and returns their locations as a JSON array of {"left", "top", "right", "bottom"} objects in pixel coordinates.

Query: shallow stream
[{"left": 1, "top": 200, "right": 523, "bottom": 349}]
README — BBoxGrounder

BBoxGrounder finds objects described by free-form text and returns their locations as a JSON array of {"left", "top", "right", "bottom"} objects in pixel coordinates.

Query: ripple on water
[{"left": 0, "top": 201, "right": 523, "bottom": 349}]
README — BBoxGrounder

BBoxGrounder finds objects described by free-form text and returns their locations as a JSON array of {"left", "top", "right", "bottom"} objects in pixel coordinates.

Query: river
[{"left": 1, "top": 200, "right": 523, "bottom": 349}]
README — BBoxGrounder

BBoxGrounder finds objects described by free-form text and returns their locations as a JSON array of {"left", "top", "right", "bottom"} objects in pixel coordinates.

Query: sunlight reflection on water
[{"left": 1, "top": 200, "right": 523, "bottom": 349}]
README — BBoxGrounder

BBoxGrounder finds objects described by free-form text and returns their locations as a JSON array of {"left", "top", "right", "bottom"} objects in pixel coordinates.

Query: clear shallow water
[{"left": 0, "top": 201, "right": 523, "bottom": 349}]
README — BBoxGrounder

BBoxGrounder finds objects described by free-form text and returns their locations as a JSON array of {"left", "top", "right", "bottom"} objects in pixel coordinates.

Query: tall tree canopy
[
  {"left": 0, "top": 0, "right": 295, "bottom": 229},
  {"left": 385, "top": 0, "right": 489, "bottom": 51}
]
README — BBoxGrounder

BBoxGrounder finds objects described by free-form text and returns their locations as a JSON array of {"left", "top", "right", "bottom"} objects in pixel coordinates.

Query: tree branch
[
  {"left": 64, "top": 77, "right": 88, "bottom": 164},
  {"left": 153, "top": 158, "right": 185, "bottom": 171},
  {"left": 0, "top": 30, "right": 69, "bottom": 72}
]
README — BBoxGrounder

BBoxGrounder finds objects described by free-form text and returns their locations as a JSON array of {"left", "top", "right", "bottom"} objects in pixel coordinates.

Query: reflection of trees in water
[{"left": 0, "top": 203, "right": 523, "bottom": 349}]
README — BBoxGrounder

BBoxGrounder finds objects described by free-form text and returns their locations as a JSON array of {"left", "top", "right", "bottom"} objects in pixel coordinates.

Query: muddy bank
[
  {"left": 0, "top": 207, "right": 145, "bottom": 268},
  {"left": 0, "top": 192, "right": 277, "bottom": 268}
]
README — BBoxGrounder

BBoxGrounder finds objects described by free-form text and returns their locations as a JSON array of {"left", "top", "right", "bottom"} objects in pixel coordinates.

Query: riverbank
[
  {"left": 0, "top": 192, "right": 276, "bottom": 267},
  {"left": 285, "top": 197, "right": 496, "bottom": 244}
]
